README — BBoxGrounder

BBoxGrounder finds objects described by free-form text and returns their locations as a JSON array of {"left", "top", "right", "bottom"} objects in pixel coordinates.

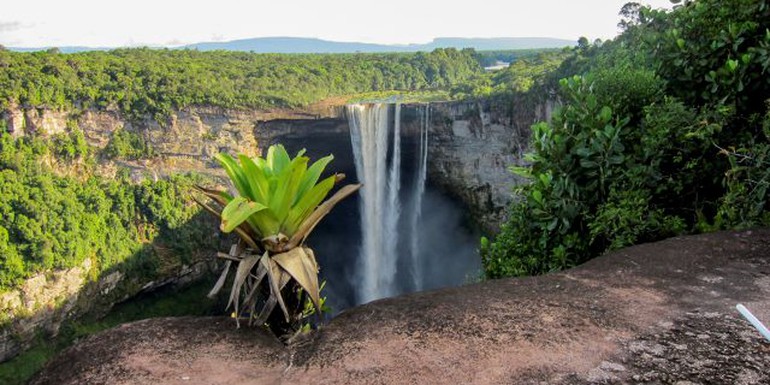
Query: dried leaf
[
  {"left": 207, "top": 260, "right": 232, "bottom": 298},
  {"left": 262, "top": 255, "right": 291, "bottom": 322},
  {"left": 273, "top": 247, "right": 321, "bottom": 314},
  {"left": 228, "top": 252, "right": 262, "bottom": 313}
]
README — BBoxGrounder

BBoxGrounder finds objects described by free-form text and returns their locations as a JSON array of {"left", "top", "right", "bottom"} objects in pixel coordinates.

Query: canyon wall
[
  {"left": 0, "top": 96, "right": 551, "bottom": 362},
  {"left": 418, "top": 97, "right": 554, "bottom": 232}
]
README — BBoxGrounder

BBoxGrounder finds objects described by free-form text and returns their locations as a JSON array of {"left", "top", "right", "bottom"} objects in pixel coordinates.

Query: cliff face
[
  {"left": 0, "top": 105, "right": 349, "bottom": 363},
  {"left": 1, "top": 98, "right": 551, "bottom": 230},
  {"left": 408, "top": 97, "right": 554, "bottom": 232},
  {"left": 0, "top": 96, "right": 550, "bottom": 362}
]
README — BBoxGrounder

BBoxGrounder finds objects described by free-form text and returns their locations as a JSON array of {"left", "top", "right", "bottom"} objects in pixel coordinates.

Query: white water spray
[
  {"left": 347, "top": 104, "right": 401, "bottom": 303},
  {"left": 409, "top": 104, "right": 430, "bottom": 290},
  {"left": 347, "top": 103, "right": 442, "bottom": 303}
]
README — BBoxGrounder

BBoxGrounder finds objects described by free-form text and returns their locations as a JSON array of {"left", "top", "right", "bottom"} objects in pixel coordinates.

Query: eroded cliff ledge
[{"left": 30, "top": 230, "right": 770, "bottom": 385}]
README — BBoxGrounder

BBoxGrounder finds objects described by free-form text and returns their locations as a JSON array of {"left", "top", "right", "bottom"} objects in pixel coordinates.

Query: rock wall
[
  {"left": 413, "top": 97, "right": 554, "bottom": 232},
  {"left": 0, "top": 103, "right": 344, "bottom": 179},
  {"left": 0, "top": 255, "right": 215, "bottom": 363},
  {"left": 0, "top": 96, "right": 551, "bottom": 361}
]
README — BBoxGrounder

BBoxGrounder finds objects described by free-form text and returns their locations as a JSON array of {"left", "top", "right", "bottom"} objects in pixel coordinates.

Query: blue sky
[{"left": 0, "top": 0, "right": 674, "bottom": 48}]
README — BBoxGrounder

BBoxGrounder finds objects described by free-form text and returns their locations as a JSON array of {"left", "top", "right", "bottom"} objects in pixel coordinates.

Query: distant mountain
[
  {"left": 8, "top": 37, "right": 575, "bottom": 54},
  {"left": 422, "top": 37, "right": 575, "bottom": 51},
  {"left": 183, "top": 37, "right": 575, "bottom": 53}
]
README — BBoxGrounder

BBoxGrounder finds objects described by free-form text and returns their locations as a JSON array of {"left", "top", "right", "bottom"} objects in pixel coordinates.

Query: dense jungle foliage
[
  {"left": 475, "top": 48, "right": 564, "bottom": 67},
  {"left": 482, "top": 0, "right": 770, "bottom": 278},
  {"left": 0, "top": 45, "right": 564, "bottom": 292},
  {"left": 451, "top": 49, "right": 571, "bottom": 99},
  {"left": 0, "top": 48, "right": 482, "bottom": 121},
  {"left": 0, "top": 131, "right": 218, "bottom": 293}
]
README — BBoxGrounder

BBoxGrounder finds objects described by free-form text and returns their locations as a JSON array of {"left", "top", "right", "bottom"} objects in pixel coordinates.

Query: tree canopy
[
  {"left": 0, "top": 48, "right": 482, "bottom": 121},
  {"left": 482, "top": 0, "right": 770, "bottom": 278}
]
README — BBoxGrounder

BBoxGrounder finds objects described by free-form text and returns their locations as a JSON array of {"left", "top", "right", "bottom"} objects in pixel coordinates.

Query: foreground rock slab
[{"left": 32, "top": 230, "right": 770, "bottom": 384}]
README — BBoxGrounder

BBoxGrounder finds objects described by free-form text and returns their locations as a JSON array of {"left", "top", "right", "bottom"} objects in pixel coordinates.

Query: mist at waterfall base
[{"left": 270, "top": 104, "right": 481, "bottom": 313}]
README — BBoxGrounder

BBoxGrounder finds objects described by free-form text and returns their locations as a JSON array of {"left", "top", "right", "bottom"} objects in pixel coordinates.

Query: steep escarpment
[
  {"left": 2, "top": 97, "right": 551, "bottom": 232},
  {"left": 0, "top": 95, "right": 549, "bottom": 363},
  {"left": 415, "top": 97, "right": 554, "bottom": 232}
]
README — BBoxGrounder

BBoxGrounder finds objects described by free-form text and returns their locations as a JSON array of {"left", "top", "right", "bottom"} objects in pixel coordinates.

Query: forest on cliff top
[
  {"left": 0, "top": 48, "right": 484, "bottom": 121},
  {"left": 482, "top": 0, "right": 770, "bottom": 277}
]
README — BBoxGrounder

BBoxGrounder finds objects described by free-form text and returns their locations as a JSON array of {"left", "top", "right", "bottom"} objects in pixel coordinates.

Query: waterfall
[
  {"left": 386, "top": 104, "right": 402, "bottom": 295},
  {"left": 347, "top": 103, "right": 401, "bottom": 303},
  {"left": 347, "top": 103, "right": 436, "bottom": 304},
  {"left": 409, "top": 104, "right": 429, "bottom": 291}
]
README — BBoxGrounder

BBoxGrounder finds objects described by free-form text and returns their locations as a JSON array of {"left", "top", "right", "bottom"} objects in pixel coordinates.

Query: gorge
[
  {"left": 346, "top": 103, "right": 474, "bottom": 305},
  {"left": 0, "top": 95, "right": 553, "bottom": 363}
]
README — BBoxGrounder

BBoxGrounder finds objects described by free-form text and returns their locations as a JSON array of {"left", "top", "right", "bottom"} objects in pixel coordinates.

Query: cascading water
[
  {"left": 408, "top": 104, "right": 429, "bottom": 291},
  {"left": 347, "top": 104, "right": 400, "bottom": 303},
  {"left": 267, "top": 104, "right": 479, "bottom": 311},
  {"left": 347, "top": 103, "right": 435, "bottom": 303}
]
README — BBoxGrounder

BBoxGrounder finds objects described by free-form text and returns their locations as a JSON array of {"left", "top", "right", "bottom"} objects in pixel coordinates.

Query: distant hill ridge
[{"left": 9, "top": 36, "right": 575, "bottom": 54}]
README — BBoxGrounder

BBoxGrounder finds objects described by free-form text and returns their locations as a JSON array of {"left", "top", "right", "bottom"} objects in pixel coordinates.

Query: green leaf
[
  {"left": 238, "top": 154, "right": 269, "bottom": 204},
  {"left": 270, "top": 156, "right": 309, "bottom": 229},
  {"left": 608, "top": 155, "right": 624, "bottom": 165},
  {"left": 221, "top": 196, "right": 268, "bottom": 233},
  {"left": 285, "top": 174, "right": 335, "bottom": 234},
  {"left": 267, "top": 144, "right": 291, "bottom": 174},
  {"left": 295, "top": 154, "right": 334, "bottom": 205},
  {"left": 248, "top": 210, "right": 281, "bottom": 238},
  {"left": 215, "top": 153, "right": 252, "bottom": 199},
  {"left": 532, "top": 190, "right": 543, "bottom": 204},
  {"left": 599, "top": 106, "right": 612, "bottom": 123}
]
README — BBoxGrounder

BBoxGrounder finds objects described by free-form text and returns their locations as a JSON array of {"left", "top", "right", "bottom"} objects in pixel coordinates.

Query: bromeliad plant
[{"left": 194, "top": 144, "right": 360, "bottom": 334}]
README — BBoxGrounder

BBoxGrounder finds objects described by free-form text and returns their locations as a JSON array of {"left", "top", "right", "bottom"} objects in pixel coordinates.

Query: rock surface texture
[
  {"left": 30, "top": 229, "right": 770, "bottom": 385},
  {"left": 422, "top": 99, "right": 553, "bottom": 231}
]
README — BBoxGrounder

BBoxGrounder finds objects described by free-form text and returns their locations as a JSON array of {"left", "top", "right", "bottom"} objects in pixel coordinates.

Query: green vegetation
[
  {"left": 196, "top": 145, "right": 359, "bottom": 336},
  {"left": 482, "top": 0, "right": 770, "bottom": 278},
  {"left": 475, "top": 48, "right": 564, "bottom": 67},
  {"left": 0, "top": 131, "right": 217, "bottom": 291},
  {"left": 103, "top": 128, "right": 154, "bottom": 159},
  {"left": 0, "top": 278, "right": 221, "bottom": 385},
  {"left": 347, "top": 89, "right": 452, "bottom": 104},
  {"left": 451, "top": 49, "right": 571, "bottom": 99},
  {"left": 0, "top": 48, "right": 482, "bottom": 121}
]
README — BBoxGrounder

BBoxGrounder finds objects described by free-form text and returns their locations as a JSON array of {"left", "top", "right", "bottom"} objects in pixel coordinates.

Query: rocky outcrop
[
  {"left": 419, "top": 97, "right": 554, "bottom": 232},
  {"left": 0, "top": 255, "right": 215, "bottom": 363},
  {"left": 0, "top": 103, "right": 345, "bottom": 178},
  {"left": 29, "top": 230, "right": 770, "bottom": 385}
]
